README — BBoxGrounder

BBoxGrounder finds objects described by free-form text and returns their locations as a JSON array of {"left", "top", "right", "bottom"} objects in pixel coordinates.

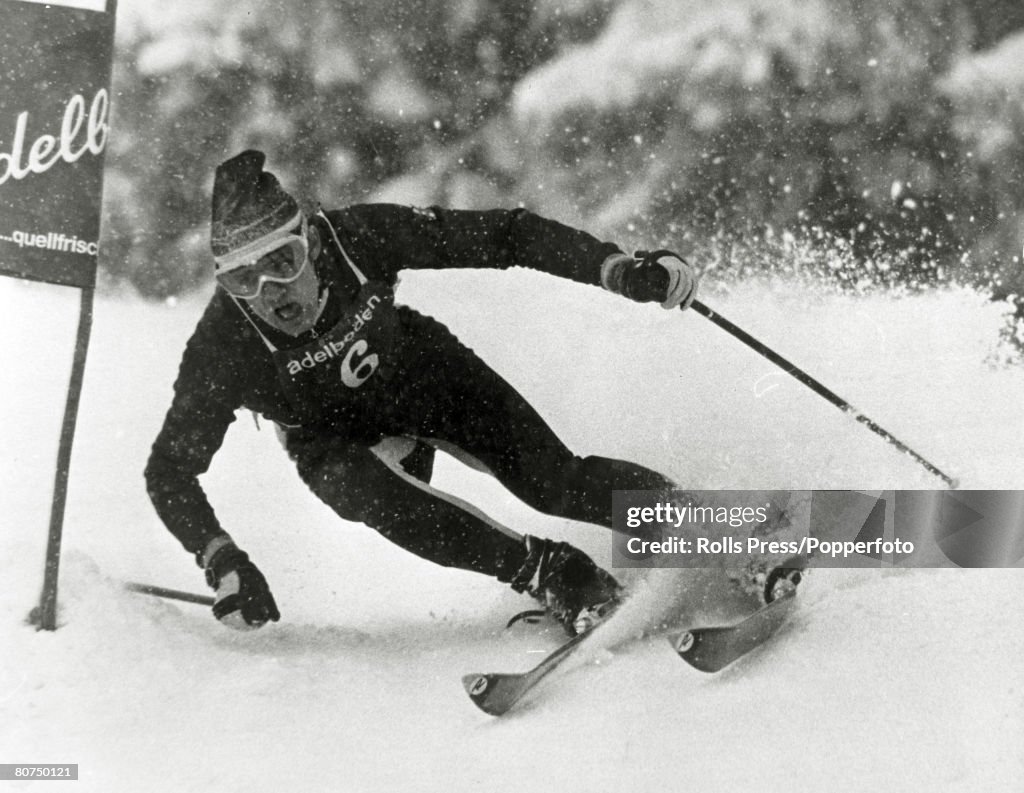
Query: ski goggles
[{"left": 215, "top": 216, "right": 309, "bottom": 299}]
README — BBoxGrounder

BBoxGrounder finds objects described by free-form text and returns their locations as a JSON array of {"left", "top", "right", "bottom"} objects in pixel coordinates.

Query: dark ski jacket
[{"left": 145, "top": 204, "right": 623, "bottom": 562}]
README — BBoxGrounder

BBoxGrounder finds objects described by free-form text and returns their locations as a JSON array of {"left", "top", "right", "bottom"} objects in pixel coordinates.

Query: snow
[
  {"left": 2, "top": 269, "right": 1023, "bottom": 792},
  {"left": 941, "top": 31, "right": 1024, "bottom": 97},
  {"left": 513, "top": 0, "right": 835, "bottom": 123},
  {"left": 938, "top": 31, "right": 1024, "bottom": 163}
]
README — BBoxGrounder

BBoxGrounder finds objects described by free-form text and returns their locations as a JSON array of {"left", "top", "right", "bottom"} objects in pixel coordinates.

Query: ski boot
[{"left": 508, "top": 535, "right": 622, "bottom": 636}]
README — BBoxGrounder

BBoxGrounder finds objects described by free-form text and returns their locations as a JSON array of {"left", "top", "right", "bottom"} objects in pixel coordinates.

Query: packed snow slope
[{"left": 2, "top": 269, "right": 1023, "bottom": 793}]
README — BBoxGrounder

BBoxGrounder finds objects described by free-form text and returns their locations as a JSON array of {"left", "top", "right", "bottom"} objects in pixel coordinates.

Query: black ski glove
[
  {"left": 203, "top": 539, "right": 280, "bottom": 630},
  {"left": 600, "top": 249, "right": 698, "bottom": 310}
]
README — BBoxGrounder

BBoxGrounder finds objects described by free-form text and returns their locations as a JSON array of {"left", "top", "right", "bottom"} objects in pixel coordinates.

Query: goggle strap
[
  {"left": 316, "top": 209, "right": 368, "bottom": 286},
  {"left": 227, "top": 293, "right": 280, "bottom": 353}
]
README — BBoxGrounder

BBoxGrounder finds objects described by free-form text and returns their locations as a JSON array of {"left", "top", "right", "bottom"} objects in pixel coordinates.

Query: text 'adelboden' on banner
[{"left": 0, "top": 0, "right": 117, "bottom": 289}]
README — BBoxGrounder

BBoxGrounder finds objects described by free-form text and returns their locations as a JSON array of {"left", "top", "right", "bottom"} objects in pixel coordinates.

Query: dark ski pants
[{"left": 282, "top": 316, "right": 674, "bottom": 581}]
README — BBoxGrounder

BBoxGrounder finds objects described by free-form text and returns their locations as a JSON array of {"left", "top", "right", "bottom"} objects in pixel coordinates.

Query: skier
[{"left": 145, "top": 150, "right": 697, "bottom": 635}]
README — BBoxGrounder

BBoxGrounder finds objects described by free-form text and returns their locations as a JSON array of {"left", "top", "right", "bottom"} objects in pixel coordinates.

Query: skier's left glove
[
  {"left": 202, "top": 536, "right": 280, "bottom": 631},
  {"left": 601, "top": 249, "right": 698, "bottom": 310}
]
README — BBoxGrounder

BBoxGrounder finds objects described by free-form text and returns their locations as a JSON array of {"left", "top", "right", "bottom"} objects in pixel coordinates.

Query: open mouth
[{"left": 274, "top": 302, "right": 303, "bottom": 323}]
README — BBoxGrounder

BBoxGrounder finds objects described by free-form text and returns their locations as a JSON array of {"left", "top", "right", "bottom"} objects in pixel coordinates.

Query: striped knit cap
[{"left": 210, "top": 150, "right": 302, "bottom": 272}]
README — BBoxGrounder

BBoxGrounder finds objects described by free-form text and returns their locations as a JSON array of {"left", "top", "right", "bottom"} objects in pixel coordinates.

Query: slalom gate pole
[
  {"left": 6, "top": 1, "right": 119, "bottom": 631},
  {"left": 124, "top": 582, "right": 215, "bottom": 607},
  {"left": 33, "top": 287, "right": 95, "bottom": 630},
  {"left": 688, "top": 299, "right": 958, "bottom": 488}
]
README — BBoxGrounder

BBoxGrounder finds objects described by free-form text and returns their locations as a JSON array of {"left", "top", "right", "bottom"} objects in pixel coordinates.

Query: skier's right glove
[
  {"left": 601, "top": 249, "right": 698, "bottom": 310},
  {"left": 202, "top": 537, "right": 280, "bottom": 630}
]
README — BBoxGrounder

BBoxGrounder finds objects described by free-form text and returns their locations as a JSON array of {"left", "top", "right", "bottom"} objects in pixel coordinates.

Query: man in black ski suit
[{"left": 145, "top": 150, "right": 697, "bottom": 635}]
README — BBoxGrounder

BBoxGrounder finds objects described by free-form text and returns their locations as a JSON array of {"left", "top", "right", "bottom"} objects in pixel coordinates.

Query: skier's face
[{"left": 244, "top": 226, "right": 323, "bottom": 336}]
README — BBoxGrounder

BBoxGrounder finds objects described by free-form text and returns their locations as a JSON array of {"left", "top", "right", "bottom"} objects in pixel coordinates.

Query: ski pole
[
  {"left": 688, "top": 299, "right": 958, "bottom": 488},
  {"left": 124, "top": 581, "right": 214, "bottom": 606}
]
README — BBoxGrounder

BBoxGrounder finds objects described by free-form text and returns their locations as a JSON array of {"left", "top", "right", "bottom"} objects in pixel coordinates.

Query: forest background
[{"left": 107, "top": 0, "right": 1024, "bottom": 329}]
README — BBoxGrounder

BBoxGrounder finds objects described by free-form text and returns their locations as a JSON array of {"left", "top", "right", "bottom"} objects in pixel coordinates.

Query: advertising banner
[{"left": 0, "top": 0, "right": 117, "bottom": 289}]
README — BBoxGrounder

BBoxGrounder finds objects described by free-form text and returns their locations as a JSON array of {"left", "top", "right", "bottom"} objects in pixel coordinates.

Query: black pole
[
  {"left": 31, "top": 287, "right": 94, "bottom": 630},
  {"left": 690, "top": 299, "right": 958, "bottom": 488},
  {"left": 124, "top": 582, "right": 215, "bottom": 607}
]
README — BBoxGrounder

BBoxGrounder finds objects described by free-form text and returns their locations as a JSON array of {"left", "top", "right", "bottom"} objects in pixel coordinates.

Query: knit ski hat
[{"left": 210, "top": 150, "right": 302, "bottom": 273}]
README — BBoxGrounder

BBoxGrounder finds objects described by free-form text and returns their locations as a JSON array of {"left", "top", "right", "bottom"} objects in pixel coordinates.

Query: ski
[
  {"left": 462, "top": 627, "right": 595, "bottom": 716},
  {"left": 464, "top": 558, "right": 807, "bottom": 715},
  {"left": 668, "top": 587, "right": 797, "bottom": 673}
]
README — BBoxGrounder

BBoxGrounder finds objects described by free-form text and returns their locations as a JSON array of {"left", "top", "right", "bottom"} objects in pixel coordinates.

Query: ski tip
[
  {"left": 667, "top": 627, "right": 733, "bottom": 673},
  {"left": 462, "top": 673, "right": 517, "bottom": 717},
  {"left": 671, "top": 629, "right": 696, "bottom": 655},
  {"left": 670, "top": 587, "right": 799, "bottom": 673},
  {"left": 462, "top": 673, "right": 490, "bottom": 698}
]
